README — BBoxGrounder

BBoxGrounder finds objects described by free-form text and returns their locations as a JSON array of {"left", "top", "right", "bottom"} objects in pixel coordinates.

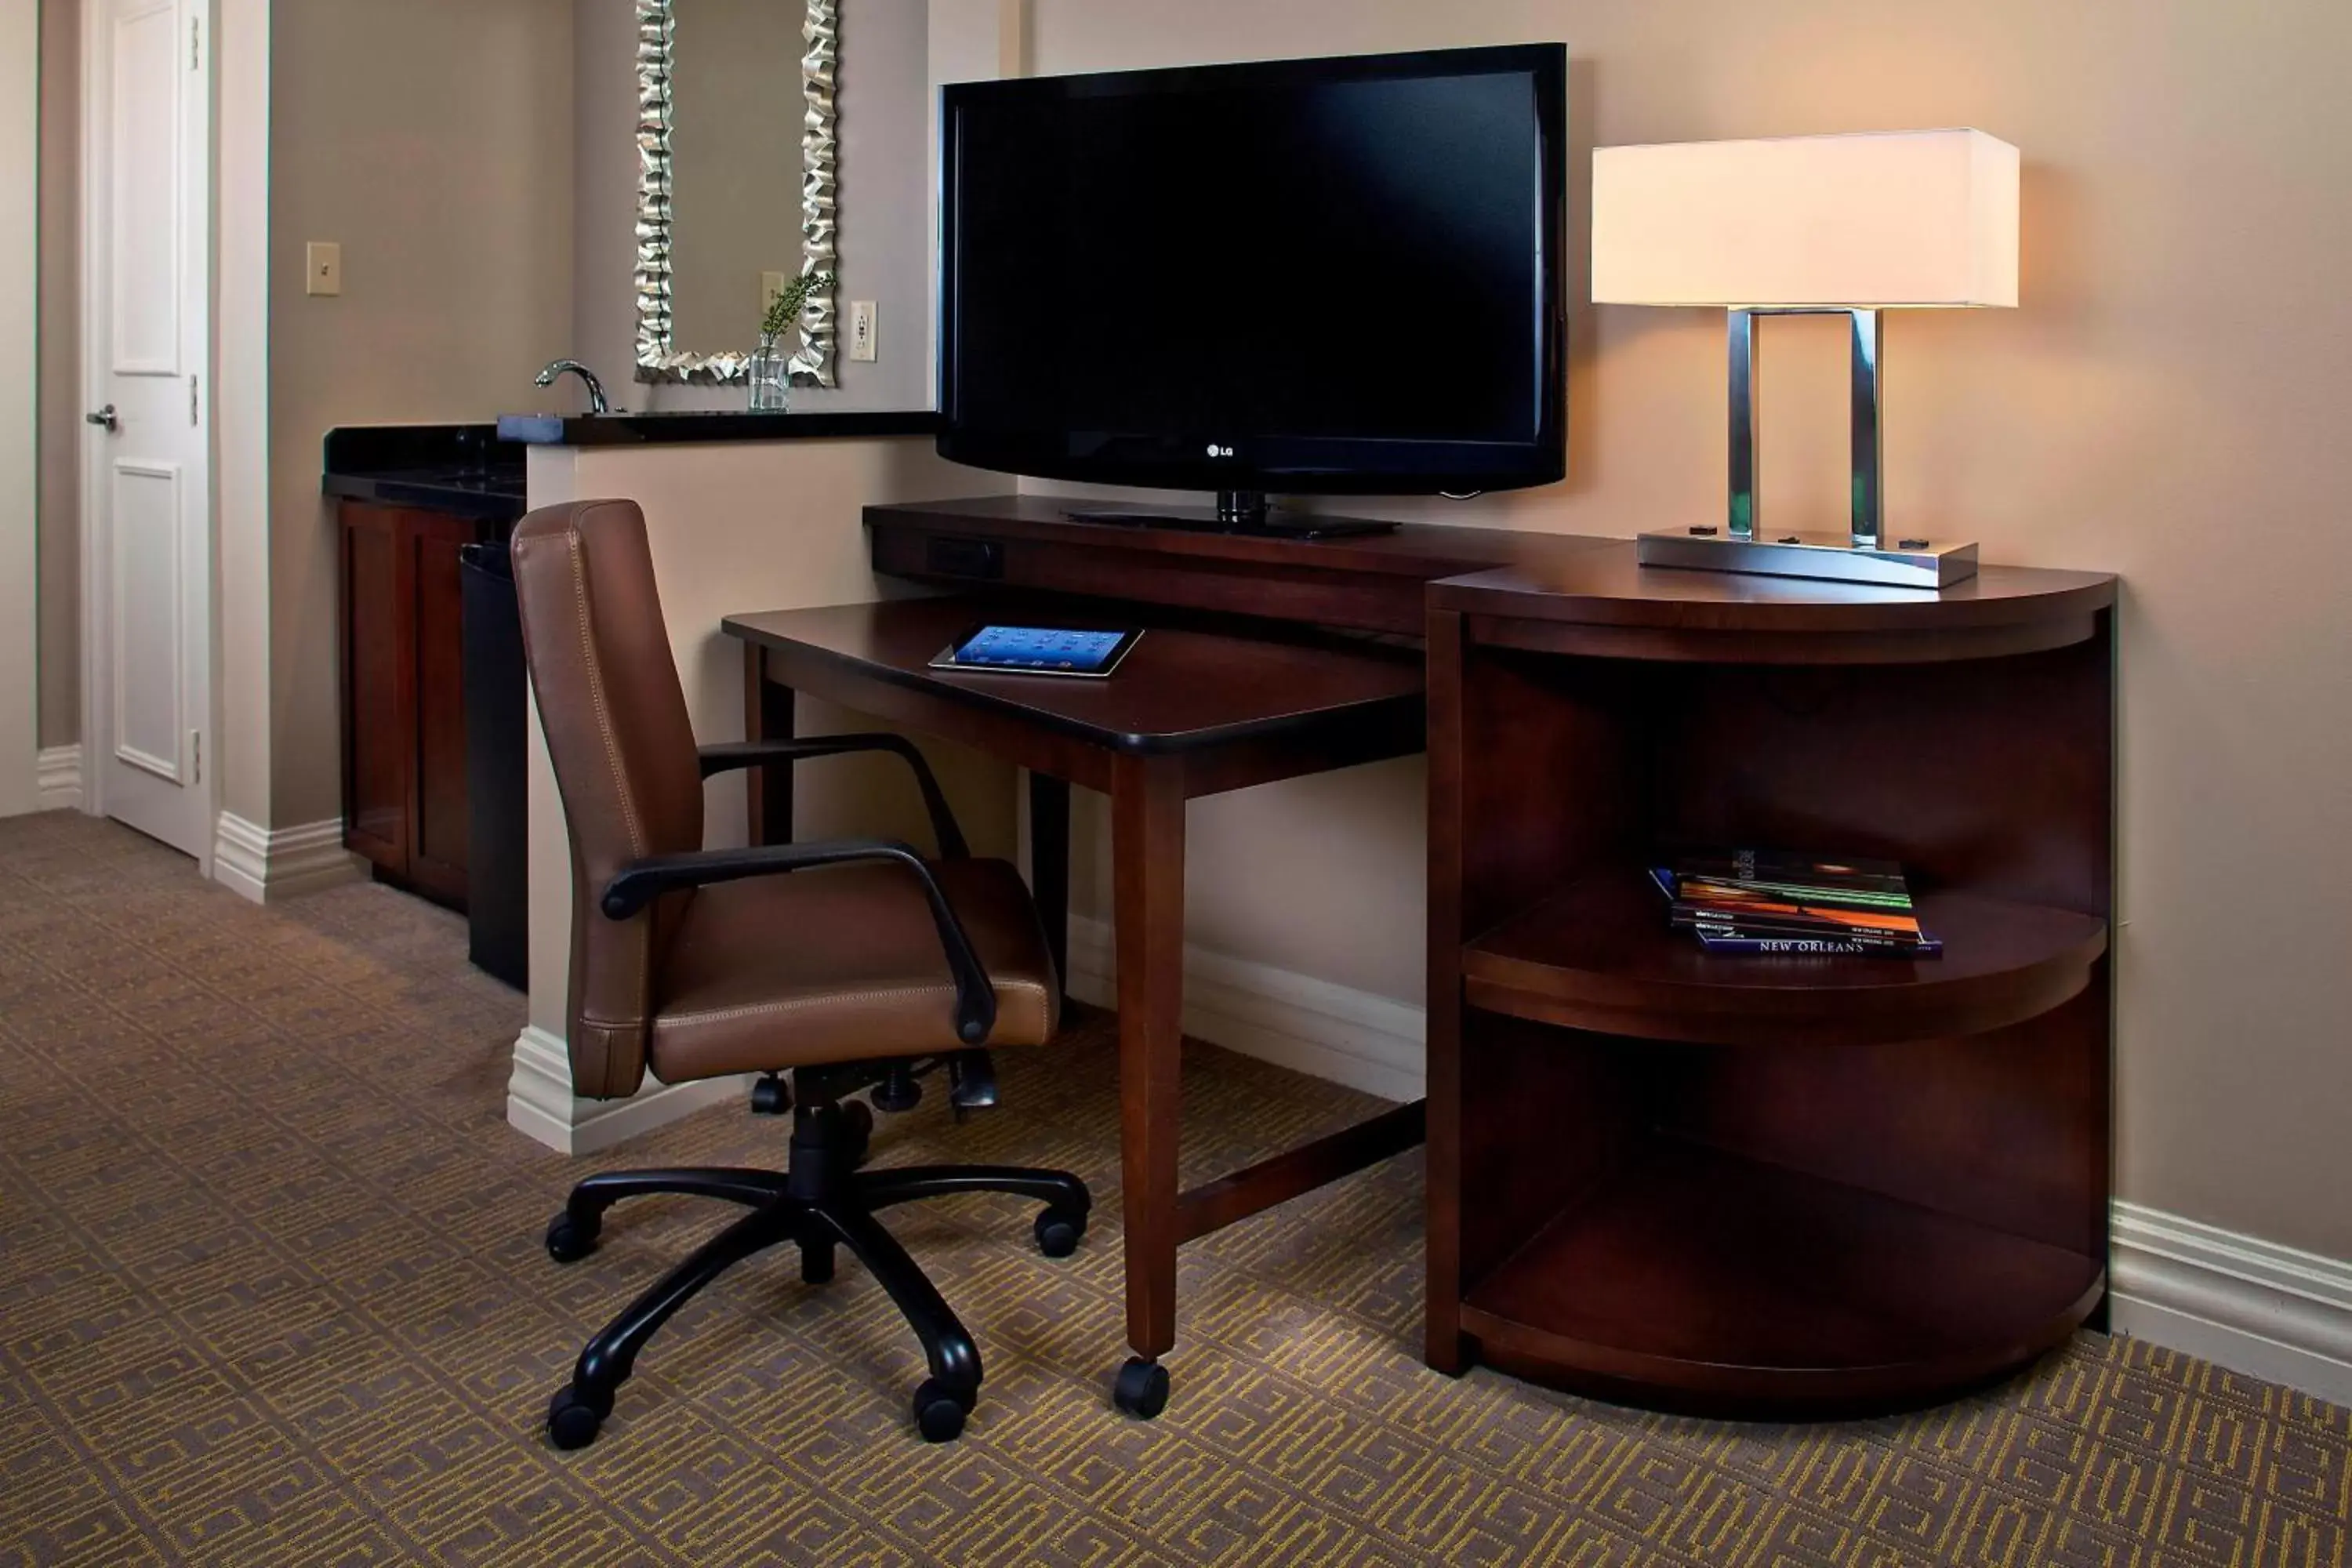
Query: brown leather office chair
[{"left": 511, "top": 499, "right": 1089, "bottom": 1448}]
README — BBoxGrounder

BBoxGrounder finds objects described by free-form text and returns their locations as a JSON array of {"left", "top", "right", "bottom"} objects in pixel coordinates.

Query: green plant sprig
[{"left": 761, "top": 270, "right": 837, "bottom": 339}]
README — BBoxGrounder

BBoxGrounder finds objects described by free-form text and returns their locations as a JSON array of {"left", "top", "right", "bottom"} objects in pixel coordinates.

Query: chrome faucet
[{"left": 535, "top": 358, "right": 609, "bottom": 416}]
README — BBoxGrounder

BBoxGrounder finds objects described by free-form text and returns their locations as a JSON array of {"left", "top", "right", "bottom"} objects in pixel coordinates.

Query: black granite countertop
[
  {"left": 494, "top": 409, "right": 942, "bottom": 447},
  {"left": 323, "top": 424, "right": 528, "bottom": 522}
]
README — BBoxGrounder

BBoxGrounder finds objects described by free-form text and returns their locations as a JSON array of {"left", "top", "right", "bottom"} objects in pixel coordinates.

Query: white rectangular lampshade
[{"left": 1592, "top": 129, "right": 2020, "bottom": 309}]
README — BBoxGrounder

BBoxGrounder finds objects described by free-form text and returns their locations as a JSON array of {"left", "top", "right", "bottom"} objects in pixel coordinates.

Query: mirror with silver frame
[{"left": 635, "top": 0, "right": 837, "bottom": 386}]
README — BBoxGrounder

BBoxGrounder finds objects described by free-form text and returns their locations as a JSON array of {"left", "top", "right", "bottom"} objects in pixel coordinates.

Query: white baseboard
[
  {"left": 1065, "top": 910, "right": 2352, "bottom": 1407},
  {"left": 1063, "top": 913, "right": 1427, "bottom": 1103},
  {"left": 38, "top": 745, "right": 82, "bottom": 810},
  {"left": 506, "top": 1024, "right": 750, "bottom": 1156},
  {"left": 2109, "top": 1200, "right": 2352, "bottom": 1405},
  {"left": 211, "top": 813, "right": 368, "bottom": 904}
]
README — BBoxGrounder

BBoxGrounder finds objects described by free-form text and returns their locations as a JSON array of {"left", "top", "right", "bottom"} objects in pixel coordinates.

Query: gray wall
[
  {"left": 666, "top": 0, "right": 808, "bottom": 350},
  {"left": 568, "top": 0, "right": 934, "bottom": 414},
  {"left": 264, "top": 0, "right": 579, "bottom": 826},
  {"left": 36, "top": 0, "right": 77, "bottom": 752}
]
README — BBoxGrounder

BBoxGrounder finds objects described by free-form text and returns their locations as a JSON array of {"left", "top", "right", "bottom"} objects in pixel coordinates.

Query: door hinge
[
  {"left": 191, "top": 731, "right": 202, "bottom": 785},
  {"left": 191, "top": 16, "right": 201, "bottom": 70},
  {"left": 189, "top": 375, "right": 200, "bottom": 426}
]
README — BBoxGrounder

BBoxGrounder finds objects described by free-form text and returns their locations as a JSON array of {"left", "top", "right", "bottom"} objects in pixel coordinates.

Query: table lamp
[{"left": 1592, "top": 129, "right": 2019, "bottom": 588}]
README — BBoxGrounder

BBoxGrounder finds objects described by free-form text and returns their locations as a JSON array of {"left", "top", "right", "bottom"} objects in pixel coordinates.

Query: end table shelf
[
  {"left": 1425, "top": 545, "right": 2118, "bottom": 1417},
  {"left": 1463, "top": 872, "right": 2109, "bottom": 1049},
  {"left": 1457, "top": 1141, "right": 2107, "bottom": 1412}
]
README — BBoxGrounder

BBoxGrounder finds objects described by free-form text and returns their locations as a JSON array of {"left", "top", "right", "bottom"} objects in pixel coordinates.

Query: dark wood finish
[
  {"left": 1178, "top": 1101, "right": 1428, "bottom": 1243},
  {"left": 338, "top": 499, "right": 487, "bottom": 909},
  {"left": 1029, "top": 773, "right": 1070, "bottom": 996},
  {"left": 1436, "top": 548, "right": 2118, "bottom": 664},
  {"left": 722, "top": 591, "right": 1432, "bottom": 1393},
  {"left": 1463, "top": 873, "right": 2107, "bottom": 1049},
  {"left": 867, "top": 495, "right": 1617, "bottom": 635},
  {"left": 741, "top": 644, "right": 795, "bottom": 847},
  {"left": 1458, "top": 1138, "right": 2106, "bottom": 1417},
  {"left": 1113, "top": 751, "right": 1187, "bottom": 1361},
  {"left": 725, "top": 597, "right": 1425, "bottom": 759},
  {"left": 1425, "top": 553, "right": 2118, "bottom": 1416}
]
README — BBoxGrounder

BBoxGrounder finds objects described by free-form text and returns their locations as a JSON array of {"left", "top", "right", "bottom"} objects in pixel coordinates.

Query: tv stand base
[{"left": 1064, "top": 491, "right": 1400, "bottom": 541}]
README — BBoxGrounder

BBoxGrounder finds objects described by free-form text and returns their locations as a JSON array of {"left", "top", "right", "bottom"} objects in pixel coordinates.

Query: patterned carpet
[{"left": 1, "top": 812, "right": 2346, "bottom": 1567}]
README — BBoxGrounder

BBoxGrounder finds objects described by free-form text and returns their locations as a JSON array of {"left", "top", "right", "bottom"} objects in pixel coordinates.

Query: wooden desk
[{"left": 721, "top": 593, "right": 1430, "bottom": 1415}]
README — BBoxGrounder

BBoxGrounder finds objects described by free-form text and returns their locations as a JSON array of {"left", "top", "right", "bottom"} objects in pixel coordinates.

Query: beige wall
[
  {"left": 2, "top": 0, "right": 36, "bottom": 812},
  {"left": 568, "top": 0, "right": 935, "bottom": 415},
  {"left": 35, "top": 0, "right": 76, "bottom": 755},
  {"left": 1023, "top": 0, "right": 2352, "bottom": 1261},
  {"left": 263, "top": 0, "right": 577, "bottom": 827}
]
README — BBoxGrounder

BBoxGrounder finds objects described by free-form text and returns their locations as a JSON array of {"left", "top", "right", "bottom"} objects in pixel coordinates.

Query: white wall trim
[
  {"left": 506, "top": 1025, "right": 749, "bottom": 1156},
  {"left": 38, "top": 745, "right": 83, "bottom": 810},
  {"left": 2109, "top": 1200, "right": 2352, "bottom": 1406},
  {"left": 210, "top": 813, "right": 367, "bottom": 903},
  {"left": 1066, "top": 912, "right": 2352, "bottom": 1405},
  {"left": 1063, "top": 913, "right": 1428, "bottom": 1103}
]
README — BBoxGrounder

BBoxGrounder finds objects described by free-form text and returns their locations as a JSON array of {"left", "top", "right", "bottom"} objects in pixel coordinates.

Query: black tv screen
[{"left": 939, "top": 45, "right": 1567, "bottom": 497}]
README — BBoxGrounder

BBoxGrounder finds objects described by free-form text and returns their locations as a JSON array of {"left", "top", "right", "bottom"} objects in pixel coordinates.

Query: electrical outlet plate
[
  {"left": 306, "top": 242, "right": 342, "bottom": 297},
  {"left": 849, "top": 300, "right": 877, "bottom": 362},
  {"left": 761, "top": 270, "right": 790, "bottom": 312}
]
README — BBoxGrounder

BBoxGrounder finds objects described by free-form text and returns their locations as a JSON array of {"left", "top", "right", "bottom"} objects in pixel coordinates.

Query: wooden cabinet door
[
  {"left": 407, "top": 514, "right": 474, "bottom": 906},
  {"left": 341, "top": 503, "right": 413, "bottom": 874},
  {"left": 339, "top": 500, "right": 477, "bottom": 909}
]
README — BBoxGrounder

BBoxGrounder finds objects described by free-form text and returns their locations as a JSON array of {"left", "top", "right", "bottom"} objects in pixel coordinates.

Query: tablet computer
[{"left": 929, "top": 623, "right": 1145, "bottom": 679}]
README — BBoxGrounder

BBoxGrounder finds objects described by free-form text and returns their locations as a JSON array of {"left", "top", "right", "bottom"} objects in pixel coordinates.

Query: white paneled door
[{"left": 85, "top": 0, "right": 211, "bottom": 858}]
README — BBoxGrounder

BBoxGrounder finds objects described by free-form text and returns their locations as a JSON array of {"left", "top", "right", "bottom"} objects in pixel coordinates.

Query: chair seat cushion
[{"left": 647, "top": 856, "right": 1061, "bottom": 1083}]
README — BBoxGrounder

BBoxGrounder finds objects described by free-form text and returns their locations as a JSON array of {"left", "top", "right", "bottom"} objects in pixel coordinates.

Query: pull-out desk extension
[{"left": 721, "top": 593, "right": 1428, "bottom": 1413}]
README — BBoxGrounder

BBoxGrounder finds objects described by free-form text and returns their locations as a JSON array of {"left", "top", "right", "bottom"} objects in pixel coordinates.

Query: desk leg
[
  {"left": 742, "top": 645, "right": 794, "bottom": 848},
  {"left": 1109, "top": 753, "right": 1184, "bottom": 1418},
  {"left": 1029, "top": 772, "right": 1071, "bottom": 1001}
]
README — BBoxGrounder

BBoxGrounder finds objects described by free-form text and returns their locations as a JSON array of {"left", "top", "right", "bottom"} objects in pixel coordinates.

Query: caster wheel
[
  {"left": 800, "top": 1239, "right": 836, "bottom": 1285},
  {"left": 1034, "top": 1206, "right": 1086, "bottom": 1259},
  {"left": 547, "top": 1385, "right": 610, "bottom": 1450},
  {"left": 1112, "top": 1357, "right": 1169, "bottom": 1420},
  {"left": 544, "top": 1210, "right": 600, "bottom": 1264},
  {"left": 750, "top": 1075, "right": 791, "bottom": 1116},
  {"left": 842, "top": 1100, "right": 874, "bottom": 1167},
  {"left": 913, "top": 1378, "right": 971, "bottom": 1443}
]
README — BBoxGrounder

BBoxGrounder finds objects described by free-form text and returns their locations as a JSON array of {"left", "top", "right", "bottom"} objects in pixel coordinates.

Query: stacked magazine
[{"left": 1648, "top": 849, "right": 1943, "bottom": 957}]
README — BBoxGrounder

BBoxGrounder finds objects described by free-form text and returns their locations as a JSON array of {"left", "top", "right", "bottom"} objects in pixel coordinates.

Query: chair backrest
[{"left": 511, "top": 499, "right": 705, "bottom": 1098}]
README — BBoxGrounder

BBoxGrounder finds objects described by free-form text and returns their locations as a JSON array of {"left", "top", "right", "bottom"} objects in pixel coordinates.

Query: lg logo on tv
[{"left": 1206, "top": 443, "right": 1235, "bottom": 458}]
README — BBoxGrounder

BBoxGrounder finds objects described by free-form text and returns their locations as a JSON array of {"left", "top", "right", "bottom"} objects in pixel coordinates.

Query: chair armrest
[
  {"left": 600, "top": 839, "right": 997, "bottom": 1044},
  {"left": 699, "top": 735, "right": 971, "bottom": 859}
]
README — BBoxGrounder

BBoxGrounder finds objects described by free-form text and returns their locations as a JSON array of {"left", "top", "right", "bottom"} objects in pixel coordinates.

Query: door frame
[{"left": 78, "top": 0, "right": 218, "bottom": 872}]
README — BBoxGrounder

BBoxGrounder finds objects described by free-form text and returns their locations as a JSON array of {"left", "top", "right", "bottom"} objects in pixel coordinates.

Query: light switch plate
[
  {"left": 306, "top": 242, "right": 342, "bottom": 297},
  {"left": 761, "top": 270, "right": 790, "bottom": 311},
  {"left": 849, "top": 299, "right": 877, "bottom": 362}
]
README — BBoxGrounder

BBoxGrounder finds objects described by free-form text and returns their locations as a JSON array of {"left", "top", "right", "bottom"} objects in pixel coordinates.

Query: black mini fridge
[{"left": 459, "top": 540, "right": 529, "bottom": 990}]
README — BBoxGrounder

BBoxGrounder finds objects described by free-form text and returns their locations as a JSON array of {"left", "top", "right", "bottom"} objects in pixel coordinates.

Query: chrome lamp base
[
  {"left": 1667, "top": 306, "right": 1982, "bottom": 589},
  {"left": 1639, "top": 528, "right": 1979, "bottom": 589}
]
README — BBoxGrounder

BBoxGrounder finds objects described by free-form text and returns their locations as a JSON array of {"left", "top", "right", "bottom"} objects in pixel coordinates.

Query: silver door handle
[{"left": 86, "top": 405, "right": 119, "bottom": 433}]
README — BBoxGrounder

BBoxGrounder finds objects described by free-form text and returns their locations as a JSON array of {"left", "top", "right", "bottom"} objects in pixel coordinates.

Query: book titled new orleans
[{"left": 1650, "top": 854, "right": 1944, "bottom": 957}]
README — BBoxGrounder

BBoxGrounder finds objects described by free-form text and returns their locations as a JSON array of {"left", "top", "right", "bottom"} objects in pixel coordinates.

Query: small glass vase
[{"left": 747, "top": 334, "right": 792, "bottom": 412}]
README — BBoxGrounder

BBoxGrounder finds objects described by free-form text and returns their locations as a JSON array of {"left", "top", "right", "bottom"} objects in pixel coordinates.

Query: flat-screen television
[{"left": 938, "top": 45, "right": 1567, "bottom": 525}]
